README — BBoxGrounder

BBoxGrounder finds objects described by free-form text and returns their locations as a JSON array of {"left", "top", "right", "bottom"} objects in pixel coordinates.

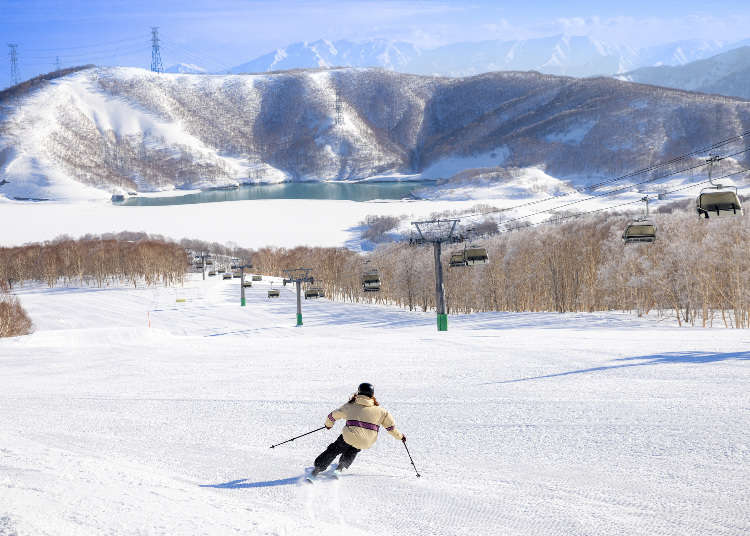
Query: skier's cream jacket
[{"left": 325, "top": 395, "right": 403, "bottom": 450}]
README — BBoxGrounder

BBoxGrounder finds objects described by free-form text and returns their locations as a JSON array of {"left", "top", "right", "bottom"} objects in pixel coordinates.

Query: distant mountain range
[
  {"left": 164, "top": 63, "right": 207, "bottom": 74},
  {"left": 217, "top": 35, "right": 750, "bottom": 79},
  {"left": 2, "top": 66, "right": 749, "bottom": 201},
  {"left": 617, "top": 46, "right": 750, "bottom": 100}
]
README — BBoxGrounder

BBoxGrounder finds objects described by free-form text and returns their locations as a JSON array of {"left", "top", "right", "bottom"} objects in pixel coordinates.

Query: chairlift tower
[
  {"left": 239, "top": 263, "right": 253, "bottom": 306},
  {"left": 411, "top": 219, "right": 460, "bottom": 331},
  {"left": 283, "top": 268, "right": 314, "bottom": 326}
]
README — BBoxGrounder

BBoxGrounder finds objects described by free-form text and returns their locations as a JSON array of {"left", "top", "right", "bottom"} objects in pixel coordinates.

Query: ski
[{"left": 303, "top": 464, "right": 340, "bottom": 484}]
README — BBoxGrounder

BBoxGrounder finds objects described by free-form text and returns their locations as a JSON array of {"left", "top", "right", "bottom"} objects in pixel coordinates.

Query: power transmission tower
[
  {"left": 150, "top": 27, "right": 163, "bottom": 73},
  {"left": 411, "top": 219, "right": 461, "bottom": 331},
  {"left": 8, "top": 44, "right": 19, "bottom": 86},
  {"left": 282, "top": 268, "right": 314, "bottom": 326},
  {"left": 55, "top": 56, "right": 61, "bottom": 71}
]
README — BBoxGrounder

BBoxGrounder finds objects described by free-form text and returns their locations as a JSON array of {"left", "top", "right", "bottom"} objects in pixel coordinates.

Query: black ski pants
[{"left": 314, "top": 434, "right": 360, "bottom": 471}]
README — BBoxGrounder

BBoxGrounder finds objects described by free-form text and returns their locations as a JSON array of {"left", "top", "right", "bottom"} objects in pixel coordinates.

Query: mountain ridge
[{"left": 1, "top": 66, "right": 749, "bottom": 201}]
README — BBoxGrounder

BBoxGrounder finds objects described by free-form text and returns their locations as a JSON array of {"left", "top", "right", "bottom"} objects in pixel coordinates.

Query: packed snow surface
[{"left": 1, "top": 275, "right": 748, "bottom": 535}]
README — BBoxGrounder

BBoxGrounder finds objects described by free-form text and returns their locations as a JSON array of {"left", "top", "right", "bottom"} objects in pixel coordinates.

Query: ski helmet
[{"left": 357, "top": 382, "right": 375, "bottom": 397}]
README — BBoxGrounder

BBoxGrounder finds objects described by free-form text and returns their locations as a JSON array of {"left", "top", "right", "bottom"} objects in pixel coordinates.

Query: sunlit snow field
[{"left": 1, "top": 275, "right": 748, "bottom": 535}]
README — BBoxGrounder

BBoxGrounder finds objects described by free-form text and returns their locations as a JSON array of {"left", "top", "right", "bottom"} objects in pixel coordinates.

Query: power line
[
  {"left": 23, "top": 36, "right": 148, "bottom": 53},
  {"left": 159, "top": 40, "right": 235, "bottom": 73}
]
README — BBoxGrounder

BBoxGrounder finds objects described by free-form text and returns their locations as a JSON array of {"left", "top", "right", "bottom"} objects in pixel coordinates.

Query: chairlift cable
[
  {"left": 495, "top": 167, "right": 748, "bottom": 235},
  {"left": 459, "top": 146, "right": 750, "bottom": 224}
]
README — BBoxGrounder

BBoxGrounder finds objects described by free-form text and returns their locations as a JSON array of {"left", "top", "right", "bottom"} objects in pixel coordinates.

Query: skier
[{"left": 310, "top": 382, "right": 406, "bottom": 476}]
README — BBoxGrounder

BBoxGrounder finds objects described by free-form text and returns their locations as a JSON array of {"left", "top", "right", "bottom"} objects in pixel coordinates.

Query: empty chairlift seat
[
  {"left": 304, "top": 288, "right": 319, "bottom": 299},
  {"left": 222, "top": 273, "right": 232, "bottom": 280},
  {"left": 268, "top": 289, "right": 280, "bottom": 298},
  {"left": 242, "top": 280, "right": 252, "bottom": 288},
  {"left": 622, "top": 221, "right": 656, "bottom": 243},
  {"left": 449, "top": 252, "right": 467, "bottom": 268},
  {"left": 252, "top": 275, "right": 262, "bottom": 281},
  {"left": 465, "top": 245, "right": 489, "bottom": 265},
  {"left": 696, "top": 187, "right": 743, "bottom": 218},
  {"left": 362, "top": 271, "right": 381, "bottom": 292}
]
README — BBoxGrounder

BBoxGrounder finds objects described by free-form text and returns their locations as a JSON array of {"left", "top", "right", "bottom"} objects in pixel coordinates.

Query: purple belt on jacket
[{"left": 346, "top": 420, "right": 379, "bottom": 432}]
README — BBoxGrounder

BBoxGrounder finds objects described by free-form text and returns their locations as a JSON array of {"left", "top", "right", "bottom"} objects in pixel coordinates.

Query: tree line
[
  {"left": 253, "top": 211, "right": 750, "bottom": 328},
  {"left": 0, "top": 234, "right": 189, "bottom": 290}
]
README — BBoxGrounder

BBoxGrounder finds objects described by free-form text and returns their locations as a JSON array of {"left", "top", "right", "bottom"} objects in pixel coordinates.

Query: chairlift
[
  {"left": 449, "top": 242, "right": 488, "bottom": 267},
  {"left": 696, "top": 156, "right": 743, "bottom": 218},
  {"left": 208, "top": 270, "right": 216, "bottom": 277},
  {"left": 449, "top": 252, "right": 467, "bottom": 267},
  {"left": 232, "top": 272, "right": 242, "bottom": 278},
  {"left": 222, "top": 273, "right": 232, "bottom": 280},
  {"left": 218, "top": 267, "right": 226, "bottom": 273},
  {"left": 242, "top": 280, "right": 252, "bottom": 288},
  {"left": 304, "top": 288, "right": 319, "bottom": 299},
  {"left": 268, "top": 289, "right": 280, "bottom": 298},
  {"left": 252, "top": 275, "right": 262, "bottom": 281},
  {"left": 362, "top": 269, "right": 381, "bottom": 292},
  {"left": 623, "top": 197, "right": 657, "bottom": 244},
  {"left": 465, "top": 244, "right": 489, "bottom": 265}
]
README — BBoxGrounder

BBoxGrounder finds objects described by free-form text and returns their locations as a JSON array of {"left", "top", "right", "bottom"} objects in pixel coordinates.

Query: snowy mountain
[
  {"left": 229, "top": 36, "right": 750, "bottom": 78},
  {"left": 617, "top": 46, "right": 750, "bottom": 100},
  {"left": 164, "top": 63, "right": 207, "bottom": 74},
  {"left": 2, "top": 66, "right": 750, "bottom": 201},
  {"left": 406, "top": 35, "right": 639, "bottom": 77},
  {"left": 229, "top": 39, "right": 419, "bottom": 73}
]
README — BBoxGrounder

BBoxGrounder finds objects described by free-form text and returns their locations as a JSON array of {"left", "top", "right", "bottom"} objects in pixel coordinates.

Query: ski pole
[
  {"left": 402, "top": 440, "right": 421, "bottom": 477},
  {"left": 270, "top": 426, "right": 327, "bottom": 449}
]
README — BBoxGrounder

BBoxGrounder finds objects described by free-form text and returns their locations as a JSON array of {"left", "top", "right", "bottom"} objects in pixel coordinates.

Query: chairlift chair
[
  {"left": 696, "top": 187, "right": 743, "bottom": 218},
  {"left": 232, "top": 272, "right": 241, "bottom": 278},
  {"left": 222, "top": 273, "right": 232, "bottom": 280},
  {"left": 449, "top": 252, "right": 467, "bottom": 267},
  {"left": 268, "top": 289, "right": 280, "bottom": 298},
  {"left": 465, "top": 244, "right": 489, "bottom": 265},
  {"left": 242, "top": 280, "right": 252, "bottom": 288},
  {"left": 623, "top": 197, "right": 657, "bottom": 244},
  {"left": 304, "top": 288, "right": 319, "bottom": 299},
  {"left": 252, "top": 275, "right": 262, "bottom": 281},
  {"left": 362, "top": 270, "right": 381, "bottom": 292},
  {"left": 696, "top": 155, "right": 744, "bottom": 218},
  {"left": 208, "top": 270, "right": 216, "bottom": 277}
]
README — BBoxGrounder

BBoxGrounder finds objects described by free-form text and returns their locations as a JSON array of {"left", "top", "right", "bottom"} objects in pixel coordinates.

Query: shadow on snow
[
  {"left": 200, "top": 475, "right": 303, "bottom": 489},
  {"left": 485, "top": 350, "right": 750, "bottom": 385}
]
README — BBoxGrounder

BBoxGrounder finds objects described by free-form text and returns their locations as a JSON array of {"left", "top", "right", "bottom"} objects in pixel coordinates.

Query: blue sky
[{"left": 2, "top": 0, "right": 750, "bottom": 87}]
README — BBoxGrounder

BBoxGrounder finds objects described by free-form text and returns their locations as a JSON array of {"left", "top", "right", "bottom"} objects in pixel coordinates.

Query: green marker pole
[
  {"left": 296, "top": 280, "right": 303, "bottom": 326},
  {"left": 240, "top": 266, "right": 246, "bottom": 306},
  {"left": 433, "top": 241, "right": 447, "bottom": 331}
]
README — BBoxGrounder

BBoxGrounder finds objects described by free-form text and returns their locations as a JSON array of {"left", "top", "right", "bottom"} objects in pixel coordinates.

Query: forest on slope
[{"left": 1, "top": 66, "right": 749, "bottom": 199}]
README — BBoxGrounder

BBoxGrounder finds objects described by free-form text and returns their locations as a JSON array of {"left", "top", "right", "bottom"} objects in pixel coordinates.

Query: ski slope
[{"left": 1, "top": 275, "right": 748, "bottom": 535}]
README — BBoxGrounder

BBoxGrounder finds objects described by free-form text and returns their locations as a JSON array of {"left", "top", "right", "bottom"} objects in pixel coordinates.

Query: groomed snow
[{"left": 1, "top": 275, "right": 748, "bottom": 535}]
